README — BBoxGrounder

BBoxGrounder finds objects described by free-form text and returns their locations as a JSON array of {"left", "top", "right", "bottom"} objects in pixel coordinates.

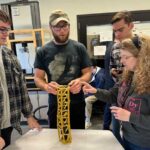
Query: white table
[{"left": 5, "top": 129, "right": 124, "bottom": 150}]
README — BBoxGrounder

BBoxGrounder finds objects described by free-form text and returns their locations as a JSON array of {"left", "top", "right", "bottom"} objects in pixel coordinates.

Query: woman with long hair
[{"left": 82, "top": 34, "right": 150, "bottom": 150}]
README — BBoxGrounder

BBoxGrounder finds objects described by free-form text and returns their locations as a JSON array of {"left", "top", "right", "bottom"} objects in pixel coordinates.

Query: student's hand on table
[
  {"left": 110, "top": 106, "right": 131, "bottom": 122},
  {"left": 27, "top": 116, "right": 42, "bottom": 131}
]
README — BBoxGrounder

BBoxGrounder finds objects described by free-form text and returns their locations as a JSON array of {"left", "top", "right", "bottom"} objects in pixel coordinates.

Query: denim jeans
[
  {"left": 103, "top": 103, "right": 112, "bottom": 130},
  {"left": 112, "top": 116, "right": 124, "bottom": 146},
  {"left": 123, "top": 137, "right": 150, "bottom": 150},
  {"left": 1, "top": 127, "right": 13, "bottom": 148}
]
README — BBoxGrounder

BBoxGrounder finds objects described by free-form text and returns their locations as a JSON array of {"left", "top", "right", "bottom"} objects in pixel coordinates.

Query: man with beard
[{"left": 34, "top": 10, "right": 92, "bottom": 129}]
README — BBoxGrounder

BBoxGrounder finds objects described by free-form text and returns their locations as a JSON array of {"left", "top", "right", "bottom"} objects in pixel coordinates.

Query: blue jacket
[
  {"left": 85, "top": 67, "right": 105, "bottom": 97},
  {"left": 104, "top": 41, "right": 115, "bottom": 90},
  {"left": 90, "top": 67, "right": 105, "bottom": 89}
]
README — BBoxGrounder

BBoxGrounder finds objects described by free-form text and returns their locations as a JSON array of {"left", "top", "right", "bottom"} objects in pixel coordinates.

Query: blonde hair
[{"left": 121, "top": 34, "right": 150, "bottom": 94}]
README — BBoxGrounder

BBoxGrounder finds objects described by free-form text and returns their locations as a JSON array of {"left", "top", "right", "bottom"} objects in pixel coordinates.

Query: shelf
[
  {"left": 7, "top": 28, "right": 50, "bottom": 49},
  {"left": 8, "top": 38, "right": 34, "bottom": 43},
  {"left": 7, "top": 28, "right": 49, "bottom": 91}
]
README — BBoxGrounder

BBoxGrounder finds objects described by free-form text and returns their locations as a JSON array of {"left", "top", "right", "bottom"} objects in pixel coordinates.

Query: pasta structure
[{"left": 57, "top": 85, "right": 72, "bottom": 144}]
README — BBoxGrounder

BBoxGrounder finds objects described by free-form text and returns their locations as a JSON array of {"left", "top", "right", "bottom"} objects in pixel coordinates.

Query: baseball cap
[{"left": 49, "top": 10, "right": 70, "bottom": 26}]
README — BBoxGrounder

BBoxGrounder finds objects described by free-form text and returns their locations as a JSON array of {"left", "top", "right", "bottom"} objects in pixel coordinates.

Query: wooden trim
[{"left": 7, "top": 28, "right": 50, "bottom": 49}]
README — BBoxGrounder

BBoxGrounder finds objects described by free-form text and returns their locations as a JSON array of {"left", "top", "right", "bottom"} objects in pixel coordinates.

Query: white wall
[
  {"left": 38, "top": 0, "right": 150, "bottom": 40},
  {"left": 1, "top": 0, "right": 150, "bottom": 41}
]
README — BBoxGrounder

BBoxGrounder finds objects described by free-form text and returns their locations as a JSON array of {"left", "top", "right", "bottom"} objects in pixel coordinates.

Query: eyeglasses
[
  {"left": 0, "top": 27, "right": 11, "bottom": 34},
  {"left": 52, "top": 23, "right": 69, "bottom": 31},
  {"left": 121, "top": 55, "right": 134, "bottom": 60}
]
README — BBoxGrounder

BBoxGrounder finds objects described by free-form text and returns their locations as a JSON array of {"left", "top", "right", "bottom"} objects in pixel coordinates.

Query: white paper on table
[{"left": 93, "top": 45, "right": 106, "bottom": 56}]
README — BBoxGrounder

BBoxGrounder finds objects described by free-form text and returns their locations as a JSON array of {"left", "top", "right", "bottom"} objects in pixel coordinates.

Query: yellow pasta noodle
[{"left": 57, "top": 85, "right": 72, "bottom": 144}]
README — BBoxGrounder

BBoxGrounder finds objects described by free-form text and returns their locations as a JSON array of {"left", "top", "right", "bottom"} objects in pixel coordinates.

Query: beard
[{"left": 52, "top": 32, "right": 69, "bottom": 43}]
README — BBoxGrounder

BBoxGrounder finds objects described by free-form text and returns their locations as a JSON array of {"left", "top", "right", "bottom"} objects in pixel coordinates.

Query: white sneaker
[{"left": 85, "top": 122, "right": 92, "bottom": 129}]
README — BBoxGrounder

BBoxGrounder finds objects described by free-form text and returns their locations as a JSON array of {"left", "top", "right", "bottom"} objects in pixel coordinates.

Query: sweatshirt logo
[{"left": 127, "top": 97, "right": 141, "bottom": 115}]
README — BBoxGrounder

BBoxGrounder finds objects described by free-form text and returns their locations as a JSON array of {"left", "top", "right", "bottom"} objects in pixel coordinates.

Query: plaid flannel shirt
[
  {"left": 0, "top": 46, "right": 33, "bottom": 135},
  {"left": 110, "top": 42, "right": 123, "bottom": 82},
  {"left": 110, "top": 42, "right": 123, "bottom": 70}
]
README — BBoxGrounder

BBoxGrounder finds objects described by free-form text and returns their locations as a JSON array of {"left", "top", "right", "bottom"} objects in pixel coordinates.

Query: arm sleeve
[
  {"left": 20, "top": 72, "right": 33, "bottom": 118},
  {"left": 12, "top": 56, "right": 33, "bottom": 118},
  {"left": 94, "top": 86, "right": 118, "bottom": 104},
  {"left": 34, "top": 48, "right": 45, "bottom": 70},
  {"left": 12, "top": 55, "right": 33, "bottom": 118},
  {"left": 77, "top": 43, "right": 92, "bottom": 69}
]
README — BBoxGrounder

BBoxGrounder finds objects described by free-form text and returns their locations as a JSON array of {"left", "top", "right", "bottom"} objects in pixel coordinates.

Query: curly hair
[{"left": 121, "top": 34, "right": 150, "bottom": 94}]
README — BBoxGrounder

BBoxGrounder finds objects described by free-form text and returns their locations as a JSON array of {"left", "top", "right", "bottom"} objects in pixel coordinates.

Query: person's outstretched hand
[{"left": 82, "top": 81, "right": 97, "bottom": 94}]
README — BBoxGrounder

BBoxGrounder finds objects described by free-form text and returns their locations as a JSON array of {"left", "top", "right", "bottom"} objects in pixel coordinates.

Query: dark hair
[
  {"left": 91, "top": 59, "right": 97, "bottom": 67},
  {"left": 0, "top": 9, "right": 11, "bottom": 24},
  {"left": 131, "top": 35, "right": 141, "bottom": 50},
  {"left": 111, "top": 10, "right": 132, "bottom": 25}
]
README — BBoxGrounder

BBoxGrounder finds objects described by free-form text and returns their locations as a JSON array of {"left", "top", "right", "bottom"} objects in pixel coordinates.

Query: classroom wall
[
  {"left": 38, "top": 0, "right": 150, "bottom": 40},
  {"left": 1, "top": 0, "right": 150, "bottom": 41}
]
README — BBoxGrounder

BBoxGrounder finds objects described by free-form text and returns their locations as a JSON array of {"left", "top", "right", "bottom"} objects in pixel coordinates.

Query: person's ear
[{"left": 130, "top": 22, "right": 134, "bottom": 30}]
